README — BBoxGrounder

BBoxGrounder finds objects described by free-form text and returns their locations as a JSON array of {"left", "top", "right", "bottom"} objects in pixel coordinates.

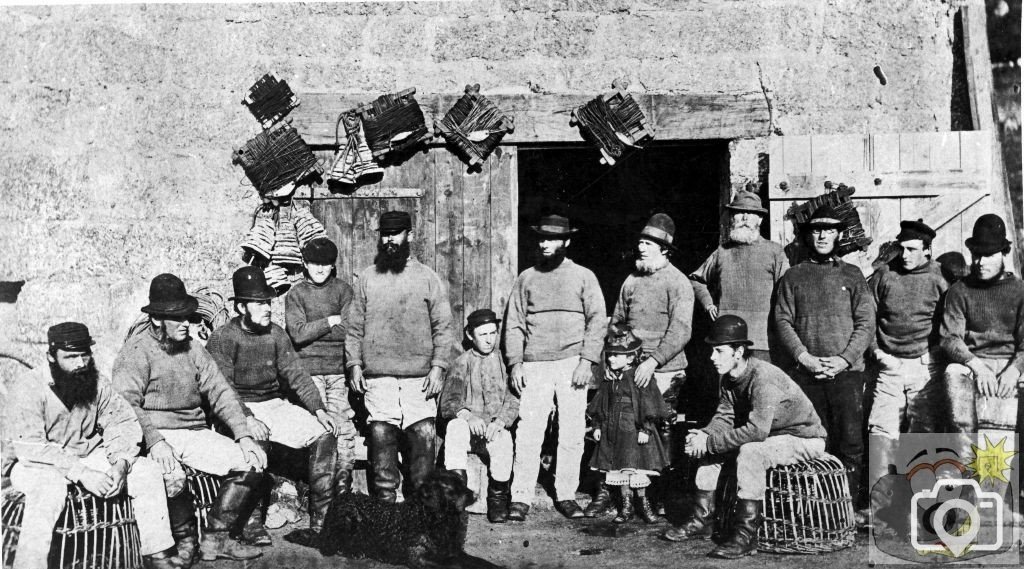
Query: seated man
[
  {"left": 113, "top": 273, "right": 268, "bottom": 564},
  {"left": 5, "top": 322, "right": 179, "bottom": 569},
  {"left": 207, "top": 266, "right": 346, "bottom": 538},
  {"left": 663, "top": 315, "right": 827, "bottom": 559}
]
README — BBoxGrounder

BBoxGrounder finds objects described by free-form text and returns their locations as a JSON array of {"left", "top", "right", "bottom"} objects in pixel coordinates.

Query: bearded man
[
  {"left": 4, "top": 322, "right": 180, "bottom": 569},
  {"left": 346, "top": 210, "right": 455, "bottom": 502},
  {"left": 113, "top": 273, "right": 268, "bottom": 564},
  {"left": 690, "top": 190, "right": 789, "bottom": 361}
]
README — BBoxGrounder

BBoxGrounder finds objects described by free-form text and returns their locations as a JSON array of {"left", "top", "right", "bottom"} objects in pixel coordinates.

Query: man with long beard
[
  {"left": 5, "top": 322, "right": 180, "bottom": 569},
  {"left": 504, "top": 214, "right": 606, "bottom": 521},
  {"left": 113, "top": 273, "right": 268, "bottom": 564},
  {"left": 690, "top": 190, "right": 789, "bottom": 362},
  {"left": 346, "top": 210, "right": 454, "bottom": 502}
]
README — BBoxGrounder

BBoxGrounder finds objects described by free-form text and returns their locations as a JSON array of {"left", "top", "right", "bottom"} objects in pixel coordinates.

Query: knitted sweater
[
  {"left": 703, "top": 359, "right": 826, "bottom": 454},
  {"left": 611, "top": 263, "right": 694, "bottom": 372},
  {"left": 285, "top": 277, "right": 354, "bottom": 375},
  {"left": 439, "top": 349, "right": 520, "bottom": 426},
  {"left": 940, "top": 272, "right": 1024, "bottom": 371},
  {"left": 870, "top": 261, "right": 948, "bottom": 358},
  {"left": 689, "top": 238, "right": 789, "bottom": 350},
  {"left": 504, "top": 259, "right": 607, "bottom": 365},
  {"left": 5, "top": 367, "right": 142, "bottom": 481},
  {"left": 774, "top": 258, "right": 876, "bottom": 370},
  {"left": 112, "top": 327, "right": 251, "bottom": 449},
  {"left": 207, "top": 317, "right": 325, "bottom": 415},
  {"left": 345, "top": 259, "right": 455, "bottom": 377}
]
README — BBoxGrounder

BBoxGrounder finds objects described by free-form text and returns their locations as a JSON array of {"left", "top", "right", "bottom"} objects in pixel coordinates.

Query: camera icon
[{"left": 910, "top": 478, "right": 1004, "bottom": 557}]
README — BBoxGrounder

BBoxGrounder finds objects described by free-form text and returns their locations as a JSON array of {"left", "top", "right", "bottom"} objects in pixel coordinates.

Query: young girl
[{"left": 587, "top": 325, "right": 672, "bottom": 524}]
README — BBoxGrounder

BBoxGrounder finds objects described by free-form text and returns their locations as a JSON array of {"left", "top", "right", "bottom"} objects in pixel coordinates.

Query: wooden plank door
[{"left": 767, "top": 132, "right": 997, "bottom": 276}]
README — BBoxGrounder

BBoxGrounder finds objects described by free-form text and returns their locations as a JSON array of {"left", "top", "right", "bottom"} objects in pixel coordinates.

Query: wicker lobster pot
[{"left": 790, "top": 185, "right": 872, "bottom": 257}]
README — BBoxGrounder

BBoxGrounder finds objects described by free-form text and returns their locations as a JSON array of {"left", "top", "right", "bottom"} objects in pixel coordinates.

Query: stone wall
[{"left": 0, "top": 0, "right": 960, "bottom": 374}]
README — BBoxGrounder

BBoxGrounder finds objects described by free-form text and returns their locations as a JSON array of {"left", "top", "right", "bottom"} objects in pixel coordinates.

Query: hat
[
  {"left": 725, "top": 190, "right": 767, "bottom": 215},
  {"left": 802, "top": 204, "right": 847, "bottom": 231},
  {"left": 48, "top": 322, "right": 94, "bottom": 352},
  {"left": 604, "top": 325, "right": 643, "bottom": 355},
  {"left": 638, "top": 213, "right": 677, "bottom": 250},
  {"left": 965, "top": 213, "right": 1011, "bottom": 255},
  {"left": 142, "top": 273, "right": 199, "bottom": 318},
  {"left": 378, "top": 211, "right": 412, "bottom": 234},
  {"left": 896, "top": 219, "right": 936, "bottom": 244},
  {"left": 230, "top": 266, "right": 277, "bottom": 302},
  {"left": 530, "top": 214, "right": 578, "bottom": 238},
  {"left": 466, "top": 308, "right": 501, "bottom": 332},
  {"left": 704, "top": 314, "right": 754, "bottom": 346},
  {"left": 302, "top": 237, "right": 338, "bottom": 265}
]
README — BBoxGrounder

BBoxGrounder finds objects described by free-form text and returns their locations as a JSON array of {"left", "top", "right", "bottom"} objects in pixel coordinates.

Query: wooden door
[{"left": 767, "top": 132, "right": 997, "bottom": 275}]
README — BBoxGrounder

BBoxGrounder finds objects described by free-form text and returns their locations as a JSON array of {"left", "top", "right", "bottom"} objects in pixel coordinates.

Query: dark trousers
[{"left": 792, "top": 369, "right": 866, "bottom": 498}]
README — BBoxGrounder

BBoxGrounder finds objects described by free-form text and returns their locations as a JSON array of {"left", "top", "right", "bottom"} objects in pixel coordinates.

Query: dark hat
[
  {"left": 896, "top": 219, "right": 936, "bottom": 244},
  {"left": 142, "top": 273, "right": 199, "bottom": 318},
  {"left": 725, "top": 190, "right": 767, "bottom": 215},
  {"left": 230, "top": 265, "right": 277, "bottom": 302},
  {"left": 705, "top": 314, "right": 754, "bottom": 346},
  {"left": 965, "top": 213, "right": 1011, "bottom": 255},
  {"left": 530, "top": 214, "right": 578, "bottom": 238},
  {"left": 802, "top": 204, "right": 847, "bottom": 231},
  {"left": 638, "top": 213, "right": 677, "bottom": 250},
  {"left": 378, "top": 211, "right": 412, "bottom": 234},
  {"left": 302, "top": 237, "right": 338, "bottom": 265},
  {"left": 604, "top": 325, "right": 643, "bottom": 355},
  {"left": 466, "top": 308, "right": 501, "bottom": 332},
  {"left": 48, "top": 322, "right": 94, "bottom": 352}
]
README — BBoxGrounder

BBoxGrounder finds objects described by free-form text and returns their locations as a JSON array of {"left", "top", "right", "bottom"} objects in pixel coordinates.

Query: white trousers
[
  {"left": 246, "top": 398, "right": 327, "bottom": 449},
  {"left": 443, "top": 417, "right": 514, "bottom": 481},
  {"left": 363, "top": 375, "right": 438, "bottom": 429}
]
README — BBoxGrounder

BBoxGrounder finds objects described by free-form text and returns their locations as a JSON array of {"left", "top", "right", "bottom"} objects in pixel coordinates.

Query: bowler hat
[
  {"left": 801, "top": 204, "right": 847, "bottom": 231},
  {"left": 142, "top": 273, "right": 199, "bottom": 318},
  {"left": 230, "top": 266, "right": 277, "bottom": 302},
  {"left": 604, "top": 325, "right": 643, "bottom": 355},
  {"left": 530, "top": 214, "right": 578, "bottom": 238},
  {"left": 48, "top": 321, "right": 95, "bottom": 352},
  {"left": 638, "top": 213, "right": 678, "bottom": 250},
  {"left": 302, "top": 237, "right": 338, "bottom": 265},
  {"left": 965, "top": 214, "right": 1011, "bottom": 256},
  {"left": 466, "top": 308, "right": 501, "bottom": 332},
  {"left": 725, "top": 190, "right": 767, "bottom": 215},
  {"left": 378, "top": 211, "right": 412, "bottom": 234},
  {"left": 704, "top": 314, "right": 753, "bottom": 346},
  {"left": 896, "top": 219, "right": 936, "bottom": 244}
]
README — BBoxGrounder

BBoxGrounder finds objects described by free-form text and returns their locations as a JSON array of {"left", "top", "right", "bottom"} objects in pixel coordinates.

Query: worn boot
[
  {"left": 404, "top": 418, "right": 437, "bottom": 491},
  {"left": 708, "top": 498, "right": 762, "bottom": 559},
  {"left": 200, "top": 470, "right": 265, "bottom": 561},
  {"left": 239, "top": 441, "right": 273, "bottom": 546},
  {"left": 636, "top": 489, "right": 658, "bottom": 524},
  {"left": 309, "top": 431, "right": 340, "bottom": 533},
  {"left": 487, "top": 478, "right": 511, "bottom": 523},
  {"left": 613, "top": 485, "right": 634, "bottom": 524},
  {"left": 663, "top": 489, "right": 716, "bottom": 541},
  {"left": 448, "top": 469, "right": 468, "bottom": 485},
  {"left": 368, "top": 421, "right": 402, "bottom": 503},
  {"left": 166, "top": 491, "right": 198, "bottom": 568},
  {"left": 143, "top": 549, "right": 184, "bottom": 569},
  {"left": 583, "top": 482, "right": 613, "bottom": 518}
]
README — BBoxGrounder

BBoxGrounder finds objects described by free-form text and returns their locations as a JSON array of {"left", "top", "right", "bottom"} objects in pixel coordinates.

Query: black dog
[{"left": 286, "top": 470, "right": 503, "bottom": 569}]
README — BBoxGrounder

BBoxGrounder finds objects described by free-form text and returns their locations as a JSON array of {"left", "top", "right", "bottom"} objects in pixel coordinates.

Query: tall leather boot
[
  {"left": 404, "top": 418, "right": 437, "bottom": 491},
  {"left": 200, "top": 470, "right": 265, "bottom": 561},
  {"left": 663, "top": 489, "right": 716, "bottom": 541},
  {"left": 708, "top": 498, "right": 762, "bottom": 559},
  {"left": 487, "top": 478, "right": 511, "bottom": 523},
  {"left": 309, "top": 431, "right": 340, "bottom": 532},
  {"left": 613, "top": 485, "right": 634, "bottom": 524},
  {"left": 166, "top": 491, "right": 198, "bottom": 569},
  {"left": 239, "top": 441, "right": 272, "bottom": 546},
  {"left": 583, "top": 482, "right": 613, "bottom": 518},
  {"left": 368, "top": 421, "right": 402, "bottom": 503}
]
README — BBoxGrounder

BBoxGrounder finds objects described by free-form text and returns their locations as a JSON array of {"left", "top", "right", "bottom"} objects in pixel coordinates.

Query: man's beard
[
  {"left": 374, "top": 240, "right": 410, "bottom": 273},
  {"left": 535, "top": 246, "right": 567, "bottom": 272},
  {"left": 155, "top": 323, "right": 192, "bottom": 355},
  {"left": 242, "top": 312, "right": 272, "bottom": 334},
  {"left": 635, "top": 255, "right": 669, "bottom": 275},
  {"left": 50, "top": 360, "right": 99, "bottom": 408},
  {"left": 728, "top": 219, "right": 761, "bottom": 245}
]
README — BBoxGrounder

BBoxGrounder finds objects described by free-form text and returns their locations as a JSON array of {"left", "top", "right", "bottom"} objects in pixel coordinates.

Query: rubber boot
[
  {"left": 708, "top": 499, "right": 762, "bottom": 559},
  {"left": 200, "top": 470, "right": 265, "bottom": 561},
  {"left": 583, "top": 482, "right": 613, "bottom": 518},
  {"left": 308, "top": 431, "right": 340, "bottom": 533},
  {"left": 404, "top": 418, "right": 437, "bottom": 491},
  {"left": 663, "top": 490, "right": 716, "bottom": 541},
  {"left": 368, "top": 421, "right": 402, "bottom": 503},
  {"left": 613, "top": 485, "right": 634, "bottom": 524},
  {"left": 487, "top": 478, "right": 511, "bottom": 523},
  {"left": 166, "top": 491, "right": 198, "bottom": 568},
  {"left": 636, "top": 489, "right": 658, "bottom": 524}
]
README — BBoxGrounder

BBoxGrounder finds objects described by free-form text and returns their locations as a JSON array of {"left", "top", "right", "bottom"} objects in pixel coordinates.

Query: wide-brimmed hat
[
  {"left": 704, "top": 314, "right": 754, "bottom": 346},
  {"left": 378, "top": 211, "right": 412, "bottom": 234},
  {"left": 142, "top": 273, "right": 199, "bottom": 318},
  {"left": 896, "top": 219, "right": 936, "bottom": 244},
  {"left": 466, "top": 308, "right": 501, "bottom": 332},
  {"left": 638, "top": 213, "right": 677, "bottom": 250},
  {"left": 725, "top": 190, "right": 767, "bottom": 215},
  {"left": 48, "top": 321, "right": 95, "bottom": 352},
  {"left": 965, "top": 213, "right": 1011, "bottom": 256},
  {"left": 230, "top": 266, "right": 277, "bottom": 302},
  {"left": 800, "top": 204, "right": 847, "bottom": 231},
  {"left": 604, "top": 325, "right": 643, "bottom": 355},
  {"left": 530, "top": 214, "right": 578, "bottom": 238}
]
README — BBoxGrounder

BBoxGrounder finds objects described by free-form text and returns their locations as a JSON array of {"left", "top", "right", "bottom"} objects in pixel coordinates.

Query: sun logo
[{"left": 967, "top": 435, "right": 1017, "bottom": 485}]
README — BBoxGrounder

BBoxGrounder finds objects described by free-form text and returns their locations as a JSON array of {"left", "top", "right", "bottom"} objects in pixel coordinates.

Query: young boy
[{"left": 439, "top": 308, "right": 520, "bottom": 523}]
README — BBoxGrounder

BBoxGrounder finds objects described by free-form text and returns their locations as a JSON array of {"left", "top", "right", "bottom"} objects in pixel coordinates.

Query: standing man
[
  {"left": 346, "top": 210, "right": 455, "bottom": 502},
  {"left": 113, "top": 273, "right": 268, "bottom": 563},
  {"left": 774, "top": 205, "right": 876, "bottom": 501},
  {"left": 207, "top": 266, "right": 348, "bottom": 537},
  {"left": 504, "top": 213, "right": 606, "bottom": 521},
  {"left": 5, "top": 322, "right": 180, "bottom": 569},
  {"left": 690, "top": 189, "right": 789, "bottom": 361}
]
